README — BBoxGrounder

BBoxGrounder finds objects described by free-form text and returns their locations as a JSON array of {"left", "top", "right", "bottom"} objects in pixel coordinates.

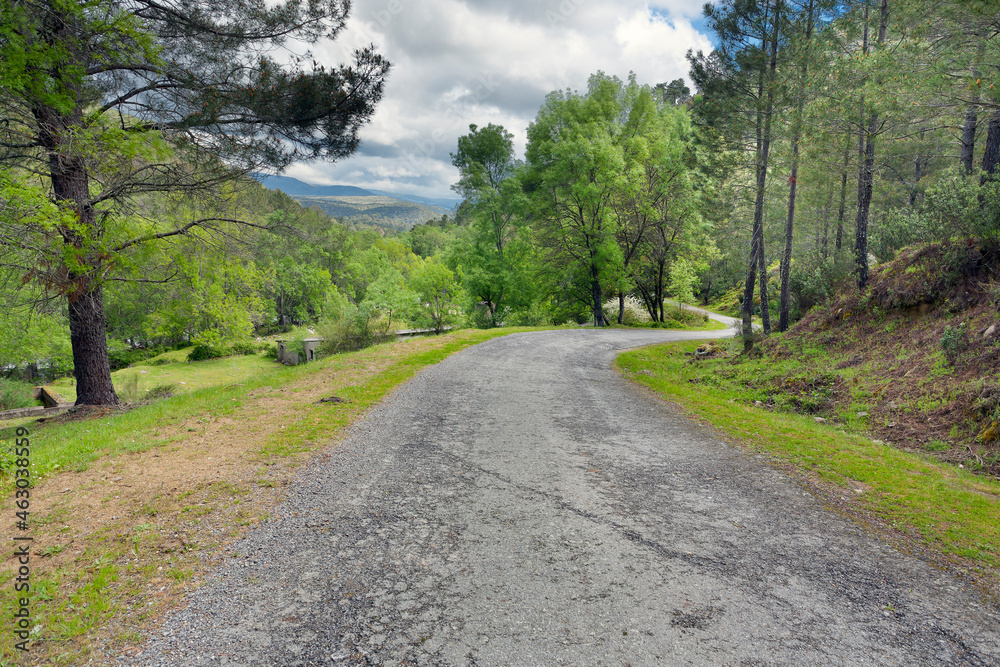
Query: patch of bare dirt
[{"left": 760, "top": 240, "right": 1000, "bottom": 479}]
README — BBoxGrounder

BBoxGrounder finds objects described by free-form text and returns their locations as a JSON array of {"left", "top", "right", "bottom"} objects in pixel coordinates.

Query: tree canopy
[{"left": 0, "top": 0, "right": 389, "bottom": 405}]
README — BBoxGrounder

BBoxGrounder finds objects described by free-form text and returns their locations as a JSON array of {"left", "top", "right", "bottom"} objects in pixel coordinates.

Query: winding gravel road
[{"left": 122, "top": 329, "right": 999, "bottom": 666}]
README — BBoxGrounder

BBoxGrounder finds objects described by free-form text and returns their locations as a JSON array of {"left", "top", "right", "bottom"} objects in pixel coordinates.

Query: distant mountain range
[{"left": 255, "top": 174, "right": 462, "bottom": 212}]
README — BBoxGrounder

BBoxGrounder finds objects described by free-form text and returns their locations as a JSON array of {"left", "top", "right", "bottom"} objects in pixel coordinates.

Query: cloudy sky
[{"left": 283, "top": 1, "right": 715, "bottom": 200}]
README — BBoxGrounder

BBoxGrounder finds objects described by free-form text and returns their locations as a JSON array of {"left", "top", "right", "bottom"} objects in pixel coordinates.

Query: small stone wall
[{"left": 276, "top": 338, "right": 323, "bottom": 365}]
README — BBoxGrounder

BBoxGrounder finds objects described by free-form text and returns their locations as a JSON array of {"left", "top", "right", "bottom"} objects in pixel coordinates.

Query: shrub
[
  {"left": 940, "top": 321, "right": 969, "bottom": 365},
  {"left": 505, "top": 303, "right": 551, "bottom": 327},
  {"left": 108, "top": 345, "right": 167, "bottom": 371},
  {"left": 603, "top": 295, "right": 651, "bottom": 325},
  {"left": 116, "top": 372, "right": 143, "bottom": 404},
  {"left": 658, "top": 304, "right": 710, "bottom": 329},
  {"left": 145, "top": 383, "right": 178, "bottom": 400},
  {"left": 0, "top": 378, "right": 36, "bottom": 411},
  {"left": 467, "top": 303, "right": 501, "bottom": 329},
  {"left": 188, "top": 342, "right": 227, "bottom": 362},
  {"left": 316, "top": 306, "right": 390, "bottom": 355},
  {"left": 186, "top": 329, "right": 260, "bottom": 362},
  {"left": 229, "top": 340, "right": 259, "bottom": 356}
]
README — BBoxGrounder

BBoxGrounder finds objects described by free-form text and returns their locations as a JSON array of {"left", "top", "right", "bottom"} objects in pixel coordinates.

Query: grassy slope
[
  {"left": 618, "top": 342, "right": 1000, "bottom": 578},
  {"left": 617, "top": 240, "right": 1000, "bottom": 590}
]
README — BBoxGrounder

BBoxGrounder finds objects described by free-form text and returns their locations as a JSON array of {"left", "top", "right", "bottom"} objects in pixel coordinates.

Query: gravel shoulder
[{"left": 117, "top": 329, "right": 1000, "bottom": 666}]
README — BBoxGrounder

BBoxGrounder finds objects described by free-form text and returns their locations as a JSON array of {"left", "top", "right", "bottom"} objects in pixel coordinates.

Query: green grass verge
[{"left": 616, "top": 340, "right": 1000, "bottom": 571}]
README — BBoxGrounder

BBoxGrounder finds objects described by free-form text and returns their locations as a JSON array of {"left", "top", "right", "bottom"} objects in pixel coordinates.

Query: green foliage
[
  {"left": 450, "top": 123, "right": 534, "bottom": 328},
  {"left": 0, "top": 0, "right": 389, "bottom": 405},
  {"left": 0, "top": 378, "right": 36, "bottom": 411},
  {"left": 788, "top": 251, "right": 854, "bottom": 316},
  {"left": 271, "top": 258, "right": 331, "bottom": 327},
  {"left": 411, "top": 260, "right": 461, "bottom": 332},
  {"left": 940, "top": 321, "right": 969, "bottom": 366},
  {"left": 187, "top": 331, "right": 259, "bottom": 362},
  {"left": 405, "top": 222, "right": 452, "bottom": 258},
  {"left": 0, "top": 306, "right": 73, "bottom": 381},
  {"left": 668, "top": 258, "right": 699, "bottom": 305},
  {"left": 116, "top": 372, "right": 143, "bottom": 405},
  {"left": 315, "top": 279, "right": 409, "bottom": 354},
  {"left": 872, "top": 173, "right": 1000, "bottom": 260},
  {"left": 145, "top": 383, "right": 178, "bottom": 400},
  {"left": 525, "top": 72, "right": 707, "bottom": 326},
  {"left": 107, "top": 345, "right": 168, "bottom": 372}
]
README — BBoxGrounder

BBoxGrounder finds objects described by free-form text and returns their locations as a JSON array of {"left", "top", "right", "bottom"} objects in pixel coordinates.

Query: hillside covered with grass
[{"left": 618, "top": 238, "right": 1000, "bottom": 588}]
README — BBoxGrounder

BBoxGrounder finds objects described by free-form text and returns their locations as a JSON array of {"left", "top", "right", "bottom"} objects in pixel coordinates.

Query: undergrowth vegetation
[{"left": 0, "top": 378, "right": 35, "bottom": 412}]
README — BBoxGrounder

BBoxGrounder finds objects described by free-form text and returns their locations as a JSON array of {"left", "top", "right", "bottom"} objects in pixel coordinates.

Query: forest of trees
[{"left": 4, "top": 0, "right": 1000, "bottom": 406}]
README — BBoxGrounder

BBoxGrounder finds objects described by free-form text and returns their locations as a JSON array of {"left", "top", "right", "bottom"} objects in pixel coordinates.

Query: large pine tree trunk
[
  {"left": 38, "top": 104, "right": 120, "bottom": 406},
  {"left": 757, "top": 230, "right": 771, "bottom": 333},
  {"left": 68, "top": 286, "right": 118, "bottom": 405},
  {"left": 855, "top": 116, "right": 877, "bottom": 288},
  {"left": 961, "top": 44, "right": 985, "bottom": 175}
]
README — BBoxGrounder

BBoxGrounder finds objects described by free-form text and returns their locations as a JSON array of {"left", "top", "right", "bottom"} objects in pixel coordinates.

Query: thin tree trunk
[
  {"left": 961, "top": 104, "right": 980, "bottom": 175},
  {"left": 779, "top": 0, "right": 814, "bottom": 333},
  {"left": 618, "top": 292, "right": 625, "bottom": 324},
  {"left": 742, "top": 19, "right": 769, "bottom": 350},
  {"left": 961, "top": 43, "right": 985, "bottom": 175},
  {"left": 591, "top": 269, "right": 606, "bottom": 327},
  {"left": 836, "top": 132, "right": 851, "bottom": 253},
  {"left": 740, "top": 245, "right": 758, "bottom": 352},
  {"left": 758, "top": 229, "right": 771, "bottom": 333},
  {"left": 854, "top": 0, "right": 888, "bottom": 290},
  {"left": 657, "top": 260, "right": 666, "bottom": 322},
  {"left": 981, "top": 108, "right": 1000, "bottom": 182},
  {"left": 757, "top": 0, "right": 781, "bottom": 336},
  {"left": 910, "top": 156, "right": 922, "bottom": 207},
  {"left": 740, "top": 0, "right": 780, "bottom": 353}
]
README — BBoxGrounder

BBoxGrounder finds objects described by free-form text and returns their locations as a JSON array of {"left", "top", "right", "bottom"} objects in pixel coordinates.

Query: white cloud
[{"left": 291, "top": 1, "right": 713, "bottom": 199}]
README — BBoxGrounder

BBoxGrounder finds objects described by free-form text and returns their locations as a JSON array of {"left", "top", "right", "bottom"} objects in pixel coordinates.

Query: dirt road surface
[{"left": 119, "top": 329, "right": 1000, "bottom": 666}]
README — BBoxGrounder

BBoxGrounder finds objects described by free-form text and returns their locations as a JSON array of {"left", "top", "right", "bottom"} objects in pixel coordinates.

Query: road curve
[{"left": 121, "top": 329, "right": 999, "bottom": 666}]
